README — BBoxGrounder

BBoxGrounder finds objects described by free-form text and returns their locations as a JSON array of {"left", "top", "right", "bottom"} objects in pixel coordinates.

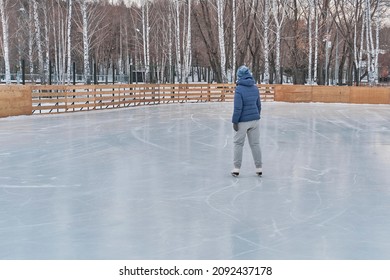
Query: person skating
[{"left": 231, "top": 65, "right": 262, "bottom": 177}]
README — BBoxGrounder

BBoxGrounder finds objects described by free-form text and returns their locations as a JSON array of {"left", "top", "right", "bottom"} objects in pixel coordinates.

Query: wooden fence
[
  {"left": 2, "top": 83, "right": 390, "bottom": 118},
  {"left": 274, "top": 84, "right": 390, "bottom": 104},
  {"left": 31, "top": 83, "right": 275, "bottom": 114},
  {"left": 0, "top": 85, "right": 32, "bottom": 118}
]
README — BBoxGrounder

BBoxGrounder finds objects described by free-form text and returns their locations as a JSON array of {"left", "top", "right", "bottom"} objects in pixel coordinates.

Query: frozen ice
[{"left": 0, "top": 102, "right": 390, "bottom": 259}]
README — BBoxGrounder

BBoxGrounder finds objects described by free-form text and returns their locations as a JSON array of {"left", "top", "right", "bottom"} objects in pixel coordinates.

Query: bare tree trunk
[
  {"left": 51, "top": 0, "right": 61, "bottom": 84},
  {"left": 81, "top": 0, "right": 90, "bottom": 84},
  {"left": 33, "top": 0, "right": 45, "bottom": 83},
  {"left": 217, "top": 0, "right": 227, "bottom": 82},
  {"left": 29, "top": 3, "right": 34, "bottom": 79},
  {"left": 313, "top": 0, "right": 318, "bottom": 84},
  {"left": 193, "top": 0, "right": 225, "bottom": 82},
  {"left": 67, "top": 0, "right": 73, "bottom": 84},
  {"left": 52, "top": 2, "right": 58, "bottom": 83},
  {"left": 364, "top": 0, "right": 380, "bottom": 85},
  {"left": 125, "top": 21, "right": 130, "bottom": 82},
  {"left": 353, "top": 0, "right": 359, "bottom": 85},
  {"left": 0, "top": 0, "right": 10, "bottom": 84},
  {"left": 358, "top": 6, "right": 365, "bottom": 83},
  {"left": 372, "top": 0, "right": 380, "bottom": 85},
  {"left": 183, "top": 0, "right": 192, "bottom": 83},
  {"left": 353, "top": 0, "right": 365, "bottom": 85},
  {"left": 271, "top": 0, "right": 286, "bottom": 84},
  {"left": 146, "top": 1, "right": 150, "bottom": 82},
  {"left": 374, "top": 3, "right": 379, "bottom": 84},
  {"left": 174, "top": 0, "right": 182, "bottom": 83},
  {"left": 232, "top": 0, "right": 236, "bottom": 82},
  {"left": 365, "top": 0, "right": 373, "bottom": 84},
  {"left": 263, "top": 0, "right": 270, "bottom": 84},
  {"left": 168, "top": 6, "right": 173, "bottom": 82},
  {"left": 44, "top": 6, "right": 50, "bottom": 83},
  {"left": 118, "top": 13, "right": 123, "bottom": 77},
  {"left": 308, "top": 0, "right": 313, "bottom": 84},
  {"left": 142, "top": 0, "right": 150, "bottom": 83}
]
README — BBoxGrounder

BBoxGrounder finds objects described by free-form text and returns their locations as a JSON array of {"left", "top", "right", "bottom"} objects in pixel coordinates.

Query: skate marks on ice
[{"left": 1, "top": 102, "right": 390, "bottom": 259}]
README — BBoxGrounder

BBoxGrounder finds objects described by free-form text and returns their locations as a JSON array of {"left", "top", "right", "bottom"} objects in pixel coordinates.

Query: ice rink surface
[{"left": 1, "top": 102, "right": 390, "bottom": 260}]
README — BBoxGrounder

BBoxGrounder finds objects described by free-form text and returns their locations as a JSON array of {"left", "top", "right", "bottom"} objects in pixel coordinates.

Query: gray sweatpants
[{"left": 233, "top": 120, "right": 262, "bottom": 169}]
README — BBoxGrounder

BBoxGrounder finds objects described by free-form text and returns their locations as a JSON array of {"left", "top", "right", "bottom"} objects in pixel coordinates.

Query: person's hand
[{"left": 233, "top": 123, "right": 239, "bottom": 131}]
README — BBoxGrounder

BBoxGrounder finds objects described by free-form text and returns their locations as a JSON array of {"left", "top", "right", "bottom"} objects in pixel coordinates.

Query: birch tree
[
  {"left": 50, "top": 0, "right": 72, "bottom": 84},
  {"left": 365, "top": 0, "right": 380, "bottom": 85},
  {"left": 117, "top": 10, "right": 123, "bottom": 78},
  {"left": 174, "top": 0, "right": 181, "bottom": 82},
  {"left": 305, "top": 0, "right": 320, "bottom": 84},
  {"left": 73, "top": 0, "right": 108, "bottom": 84},
  {"left": 0, "top": 0, "right": 10, "bottom": 84},
  {"left": 81, "top": 0, "right": 90, "bottom": 83},
  {"left": 150, "top": 1, "right": 168, "bottom": 83},
  {"left": 43, "top": 5, "right": 50, "bottom": 83},
  {"left": 353, "top": 3, "right": 360, "bottom": 84},
  {"left": 263, "top": 0, "right": 270, "bottom": 84},
  {"left": 217, "top": 0, "right": 228, "bottom": 82},
  {"left": 67, "top": 0, "right": 73, "bottom": 84},
  {"left": 374, "top": 2, "right": 380, "bottom": 84},
  {"left": 183, "top": 0, "right": 192, "bottom": 83},
  {"left": 313, "top": 0, "right": 318, "bottom": 84},
  {"left": 357, "top": 1, "right": 366, "bottom": 84},
  {"left": 232, "top": 0, "right": 236, "bottom": 81},
  {"left": 28, "top": 3, "right": 34, "bottom": 78},
  {"left": 141, "top": 0, "right": 150, "bottom": 82},
  {"left": 168, "top": 5, "right": 173, "bottom": 82},
  {"left": 51, "top": 0, "right": 63, "bottom": 83},
  {"left": 32, "top": 0, "right": 45, "bottom": 83},
  {"left": 307, "top": 0, "right": 313, "bottom": 84},
  {"left": 365, "top": 0, "right": 372, "bottom": 83},
  {"left": 271, "top": 0, "right": 287, "bottom": 84},
  {"left": 2, "top": 0, "right": 389, "bottom": 86}
]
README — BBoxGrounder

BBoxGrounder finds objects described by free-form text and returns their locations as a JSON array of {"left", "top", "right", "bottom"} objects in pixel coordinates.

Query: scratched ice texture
[{"left": 0, "top": 102, "right": 390, "bottom": 259}]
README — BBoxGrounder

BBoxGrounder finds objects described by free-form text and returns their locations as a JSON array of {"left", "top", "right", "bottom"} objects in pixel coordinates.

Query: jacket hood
[{"left": 237, "top": 74, "right": 255, "bottom": 87}]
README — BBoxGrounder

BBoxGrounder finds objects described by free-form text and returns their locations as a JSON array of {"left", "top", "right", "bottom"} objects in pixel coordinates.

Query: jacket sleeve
[
  {"left": 257, "top": 96, "right": 261, "bottom": 117},
  {"left": 232, "top": 91, "right": 243, "bottom": 123}
]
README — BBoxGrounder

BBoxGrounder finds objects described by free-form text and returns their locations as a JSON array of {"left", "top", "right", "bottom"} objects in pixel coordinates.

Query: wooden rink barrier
[
  {"left": 1, "top": 83, "right": 390, "bottom": 117},
  {"left": 274, "top": 84, "right": 390, "bottom": 104},
  {"left": 30, "top": 83, "right": 275, "bottom": 114},
  {"left": 0, "top": 85, "right": 32, "bottom": 118}
]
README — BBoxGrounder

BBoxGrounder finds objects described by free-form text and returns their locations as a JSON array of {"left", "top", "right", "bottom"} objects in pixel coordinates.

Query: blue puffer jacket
[{"left": 232, "top": 73, "right": 261, "bottom": 124}]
